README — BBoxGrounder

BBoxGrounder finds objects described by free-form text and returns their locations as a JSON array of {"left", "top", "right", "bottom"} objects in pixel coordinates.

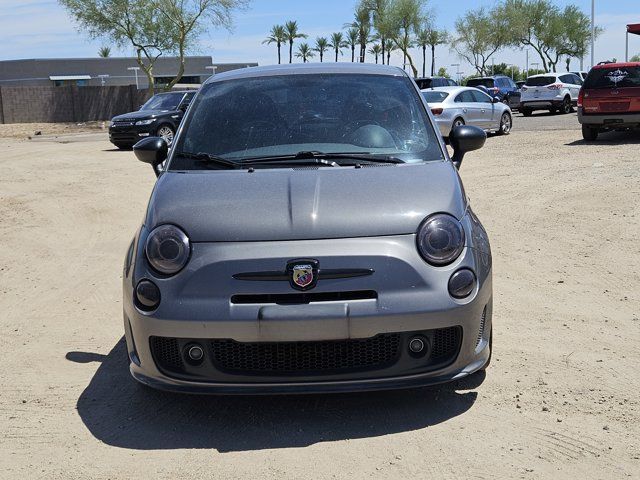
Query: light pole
[
  {"left": 98, "top": 74, "right": 109, "bottom": 87},
  {"left": 450, "top": 63, "right": 460, "bottom": 81},
  {"left": 508, "top": 64, "right": 516, "bottom": 79},
  {"left": 127, "top": 67, "right": 140, "bottom": 89},
  {"left": 590, "top": 0, "right": 595, "bottom": 67},
  {"left": 205, "top": 65, "right": 218, "bottom": 77}
]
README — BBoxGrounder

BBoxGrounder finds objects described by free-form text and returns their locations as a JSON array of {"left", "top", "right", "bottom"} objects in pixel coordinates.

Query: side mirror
[
  {"left": 133, "top": 137, "right": 168, "bottom": 177},
  {"left": 492, "top": 96, "right": 501, "bottom": 103},
  {"left": 449, "top": 125, "right": 486, "bottom": 169},
  {"left": 178, "top": 103, "right": 189, "bottom": 112}
]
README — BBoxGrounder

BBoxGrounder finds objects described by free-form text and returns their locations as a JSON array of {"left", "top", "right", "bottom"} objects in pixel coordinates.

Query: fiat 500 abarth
[{"left": 124, "top": 63, "right": 493, "bottom": 394}]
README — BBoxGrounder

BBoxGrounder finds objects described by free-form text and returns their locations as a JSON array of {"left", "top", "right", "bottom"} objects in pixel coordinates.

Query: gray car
[
  {"left": 422, "top": 86, "right": 513, "bottom": 138},
  {"left": 124, "top": 63, "right": 493, "bottom": 394}
]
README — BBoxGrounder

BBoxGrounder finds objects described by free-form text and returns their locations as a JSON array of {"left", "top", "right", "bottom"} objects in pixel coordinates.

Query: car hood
[
  {"left": 145, "top": 161, "right": 467, "bottom": 242},
  {"left": 112, "top": 110, "right": 176, "bottom": 121}
]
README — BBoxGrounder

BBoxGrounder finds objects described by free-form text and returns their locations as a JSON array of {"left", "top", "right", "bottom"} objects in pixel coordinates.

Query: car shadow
[
  {"left": 565, "top": 129, "right": 640, "bottom": 146},
  {"left": 68, "top": 338, "right": 483, "bottom": 452}
]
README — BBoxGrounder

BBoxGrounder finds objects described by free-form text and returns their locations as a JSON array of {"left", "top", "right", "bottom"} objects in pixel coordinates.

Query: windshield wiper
[
  {"left": 241, "top": 151, "right": 405, "bottom": 165},
  {"left": 173, "top": 151, "right": 241, "bottom": 169}
]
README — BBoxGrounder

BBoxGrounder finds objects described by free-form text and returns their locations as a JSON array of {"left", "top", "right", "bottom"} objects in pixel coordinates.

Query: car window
[
  {"left": 525, "top": 76, "right": 557, "bottom": 87},
  {"left": 471, "top": 90, "right": 492, "bottom": 103},
  {"left": 422, "top": 91, "right": 449, "bottom": 102},
  {"left": 140, "top": 93, "right": 184, "bottom": 111},
  {"left": 170, "top": 73, "right": 444, "bottom": 169},
  {"left": 447, "top": 79, "right": 457, "bottom": 86},
  {"left": 559, "top": 74, "right": 574, "bottom": 84},
  {"left": 571, "top": 74, "right": 583, "bottom": 85},
  {"left": 583, "top": 66, "right": 640, "bottom": 89},
  {"left": 467, "top": 78, "right": 494, "bottom": 88},
  {"left": 455, "top": 90, "right": 476, "bottom": 103}
]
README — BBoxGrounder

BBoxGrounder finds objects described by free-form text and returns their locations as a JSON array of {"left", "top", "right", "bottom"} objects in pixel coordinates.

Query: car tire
[
  {"left": 561, "top": 96, "right": 572, "bottom": 114},
  {"left": 497, "top": 112, "right": 512, "bottom": 135},
  {"left": 522, "top": 108, "right": 532, "bottom": 117},
  {"left": 582, "top": 125, "right": 599, "bottom": 141},
  {"left": 156, "top": 124, "right": 175, "bottom": 145},
  {"left": 450, "top": 117, "right": 465, "bottom": 136}
]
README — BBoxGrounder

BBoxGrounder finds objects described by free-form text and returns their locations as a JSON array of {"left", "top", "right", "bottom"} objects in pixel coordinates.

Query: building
[{"left": 0, "top": 56, "right": 258, "bottom": 88}]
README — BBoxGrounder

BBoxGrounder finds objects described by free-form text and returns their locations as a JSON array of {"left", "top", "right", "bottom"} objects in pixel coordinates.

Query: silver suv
[{"left": 520, "top": 73, "right": 583, "bottom": 116}]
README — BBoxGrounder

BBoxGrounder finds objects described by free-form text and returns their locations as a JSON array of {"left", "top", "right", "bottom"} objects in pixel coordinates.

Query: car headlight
[
  {"left": 135, "top": 119, "right": 156, "bottom": 126},
  {"left": 145, "top": 225, "right": 190, "bottom": 275},
  {"left": 416, "top": 214, "right": 465, "bottom": 266}
]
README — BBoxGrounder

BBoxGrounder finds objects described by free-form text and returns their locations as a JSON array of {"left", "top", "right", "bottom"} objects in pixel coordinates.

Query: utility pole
[
  {"left": 590, "top": 0, "right": 595, "bottom": 67},
  {"left": 525, "top": 49, "right": 529, "bottom": 78}
]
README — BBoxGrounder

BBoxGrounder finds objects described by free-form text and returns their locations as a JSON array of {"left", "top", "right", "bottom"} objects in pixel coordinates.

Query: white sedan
[{"left": 421, "top": 86, "right": 513, "bottom": 138}]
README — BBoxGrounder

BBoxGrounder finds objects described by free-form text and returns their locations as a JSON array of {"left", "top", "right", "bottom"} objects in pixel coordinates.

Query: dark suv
[
  {"left": 415, "top": 76, "right": 458, "bottom": 89},
  {"left": 467, "top": 76, "right": 520, "bottom": 108},
  {"left": 109, "top": 91, "right": 195, "bottom": 149},
  {"left": 578, "top": 62, "right": 640, "bottom": 141}
]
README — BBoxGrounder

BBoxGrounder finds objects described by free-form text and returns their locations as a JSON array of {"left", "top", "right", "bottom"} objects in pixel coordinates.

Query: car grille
[
  {"left": 210, "top": 334, "right": 401, "bottom": 375},
  {"left": 149, "top": 327, "right": 462, "bottom": 379}
]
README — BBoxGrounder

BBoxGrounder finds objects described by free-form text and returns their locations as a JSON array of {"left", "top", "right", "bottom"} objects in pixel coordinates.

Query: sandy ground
[
  {"left": 0, "top": 121, "right": 107, "bottom": 139},
  {"left": 0, "top": 113, "right": 638, "bottom": 479}
]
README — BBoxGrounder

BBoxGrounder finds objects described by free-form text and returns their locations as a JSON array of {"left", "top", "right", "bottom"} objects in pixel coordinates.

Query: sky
[{"left": 1, "top": 0, "right": 639, "bottom": 76}]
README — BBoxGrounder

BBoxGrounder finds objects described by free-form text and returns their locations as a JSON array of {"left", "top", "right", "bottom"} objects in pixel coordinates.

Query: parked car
[
  {"left": 109, "top": 91, "right": 195, "bottom": 149},
  {"left": 520, "top": 73, "right": 582, "bottom": 116},
  {"left": 571, "top": 71, "right": 589, "bottom": 82},
  {"left": 578, "top": 62, "right": 640, "bottom": 141},
  {"left": 422, "top": 86, "right": 513, "bottom": 138},
  {"left": 516, "top": 81, "right": 525, "bottom": 90},
  {"left": 415, "top": 76, "right": 458, "bottom": 89},
  {"left": 124, "top": 63, "right": 493, "bottom": 394},
  {"left": 466, "top": 76, "right": 519, "bottom": 101}
]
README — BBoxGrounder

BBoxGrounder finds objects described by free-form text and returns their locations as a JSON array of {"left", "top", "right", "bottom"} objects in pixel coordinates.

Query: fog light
[
  {"left": 448, "top": 269, "right": 477, "bottom": 299},
  {"left": 408, "top": 336, "right": 430, "bottom": 358},
  {"left": 135, "top": 279, "right": 160, "bottom": 310},
  {"left": 184, "top": 343, "right": 205, "bottom": 366}
]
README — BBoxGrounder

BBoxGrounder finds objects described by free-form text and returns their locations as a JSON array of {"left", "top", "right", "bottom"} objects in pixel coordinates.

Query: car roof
[
  {"left": 592, "top": 62, "right": 640, "bottom": 69},
  {"left": 421, "top": 86, "right": 480, "bottom": 95},
  {"left": 527, "top": 73, "right": 558, "bottom": 78},
  {"left": 204, "top": 63, "right": 407, "bottom": 84}
]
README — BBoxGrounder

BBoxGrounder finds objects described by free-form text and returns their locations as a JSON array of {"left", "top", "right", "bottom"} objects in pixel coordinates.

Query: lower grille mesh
[
  {"left": 149, "top": 337, "right": 183, "bottom": 372},
  {"left": 210, "top": 334, "right": 401, "bottom": 375}
]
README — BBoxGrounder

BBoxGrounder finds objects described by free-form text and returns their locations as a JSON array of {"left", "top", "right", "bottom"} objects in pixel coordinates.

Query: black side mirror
[
  {"left": 492, "top": 96, "right": 501, "bottom": 103},
  {"left": 133, "top": 137, "right": 168, "bottom": 177},
  {"left": 178, "top": 103, "right": 189, "bottom": 112},
  {"left": 449, "top": 125, "right": 486, "bottom": 169}
]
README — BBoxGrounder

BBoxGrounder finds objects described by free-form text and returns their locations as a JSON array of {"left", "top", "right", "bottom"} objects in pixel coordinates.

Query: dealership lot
[{"left": 0, "top": 113, "right": 638, "bottom": 478}]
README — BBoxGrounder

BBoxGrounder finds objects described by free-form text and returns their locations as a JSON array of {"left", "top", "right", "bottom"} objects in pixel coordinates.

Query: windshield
[
  {"left": 525, "top": 76, "right": 556, "bottom": 87},
  {"left": 422, "top": 91, "right": 449, "bottom": 102},
  {"left": 141, "top": 93, "right": 183, "bottom": 111},
  {"left": 467, "top": 78, "right": 494, "bottom": 88},
  {"left": 170, "top": 73, "right": 443, "bottom": 170},
  {"left": 584, "top": 67, "right": 640, "bottom": 89}
]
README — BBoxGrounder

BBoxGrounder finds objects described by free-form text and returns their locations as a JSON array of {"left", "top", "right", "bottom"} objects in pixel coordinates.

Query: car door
[
  {"left": 453, "top": 90, "right": 482, "bottom": 127},
  {"left": 470, "top": 89, "right": 495, "bottom": 128},
  {"left": 559, "top": 74, "right": 581, "bottom": 101}
]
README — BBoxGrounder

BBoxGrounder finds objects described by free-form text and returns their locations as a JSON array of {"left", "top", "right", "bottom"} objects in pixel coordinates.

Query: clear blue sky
[{"left": 1, "top": 0, "right": 639, "bottom": 74}]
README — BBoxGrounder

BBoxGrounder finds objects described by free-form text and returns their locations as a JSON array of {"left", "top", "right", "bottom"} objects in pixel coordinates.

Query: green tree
[
  {"left": 263, "top": 24, "right": 286, "bottom": 64},
  {"left": 346, "top": 27, "right": 359, "bottom": 62},
  {"left": 368, "top": 44, "right": 382, "bottom": 63},
  {"left": 631, "top": 54, "right": 640, "bottom": 62},
  {"left": 328, "top": 32, "right": 348, "bottom": 62},
  {"left": 314, "top": 37, "right": 329, "bottom": 62},
  {"left": 388, "top": 0, "right": 425, "bottom": 77},
  {"left": 437, "top": 66, "right": 449, "bottom": 78},
  {"left": 559, "top": 5, "right": 602, "bottom": 71},
  {"left": 60, "top": 0, "right": 173, "bottom": 96},
  {"left": 386, "top": 39, "right": 397, "bottom": 65},
  {"left": 452, "top": 5, "right": 508, "bottom": 76},
  {"left": 295, "top": 43, "right": 315, "bottom": 63},
  {"left": 345, "top": 3, "right": 372, "bottom": 62},
  {"left": 363, "top": 0, "right": 394, "bottom": 65},
  {"left": 417, "top": 28, "right": 448, "bottom": 77},
  {"left": 98, "top": 45, "right": 111, "bottom": 57},
  {"left": 284, "top": 20, "right": 307, "bottom": 64}
]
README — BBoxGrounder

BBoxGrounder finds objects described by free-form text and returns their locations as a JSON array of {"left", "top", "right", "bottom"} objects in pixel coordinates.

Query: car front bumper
[
  {"left": 123, "top": 228, "right": 493, "bottom": 394},
  {"left": 109, "top": 123, "right": 157, "bottom": 147}
]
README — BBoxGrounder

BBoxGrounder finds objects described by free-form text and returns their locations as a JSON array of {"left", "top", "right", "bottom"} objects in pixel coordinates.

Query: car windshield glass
[
  {"left": 525, "top": 76, "right": 556, "bottom": 87},
  {"left": 170, "top": 73, "right": 443, "bottom": 170},
  {"left": 422, "top": 91, "right": 449, "bottom": 102},
  {"left": 141, "top": 93, "right": 183, "bottom": 111},
  {"left": 467, "top": 78, "right": 494, "bottom": 88},
  {"left": 583, "top": 67, "right": 640, "bottom": 89}
]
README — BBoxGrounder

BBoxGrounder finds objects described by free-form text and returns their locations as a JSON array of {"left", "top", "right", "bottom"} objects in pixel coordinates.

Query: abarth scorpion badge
[{"left": 287, "top": 259, "right": 319, "bottom": 291}]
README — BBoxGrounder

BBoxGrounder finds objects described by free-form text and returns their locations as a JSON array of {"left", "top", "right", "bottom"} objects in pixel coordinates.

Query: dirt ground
[
  {"left": 0, "top": 113, "right": 638, "bottom": 479},
  {"left": 0, "top": 121, "right": 107, "bottom": 139}
]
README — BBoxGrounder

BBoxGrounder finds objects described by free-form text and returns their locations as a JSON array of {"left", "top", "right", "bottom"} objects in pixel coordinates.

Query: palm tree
[
  {"left": 295, "top": 43, "right": 315, "bottom": 63},
  {"left": 314, "top": 37, "right": 329, "bottom": 62},
  {"left": 386, "top": 40, "right": 397, "bottom": 66},
  {"left": 346, "top": 28, "right": 359, "bottom": 62},
  {"left": 98, "top": 46, "right": 111, "bottom": 58},
  {"left": 345, "top": 4, "right": 371, "bottom": 62},
  {"left": 366, "top": 0, "right": 394, "bottom": 65},
  {"left": 284, "top": 21, "right": 308, "bottom": 64},
  {"left": 368, "top": 44, "right": 382, "bottom": 64},
  {"left": 262, "top": 25, "right": 287, "bottom": 64},
  {"left": 416, "top": 28, "right": 449, "bottom": 77},
  {"left": 328, "top": 32, "right": 348, "bottom": 62}
]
